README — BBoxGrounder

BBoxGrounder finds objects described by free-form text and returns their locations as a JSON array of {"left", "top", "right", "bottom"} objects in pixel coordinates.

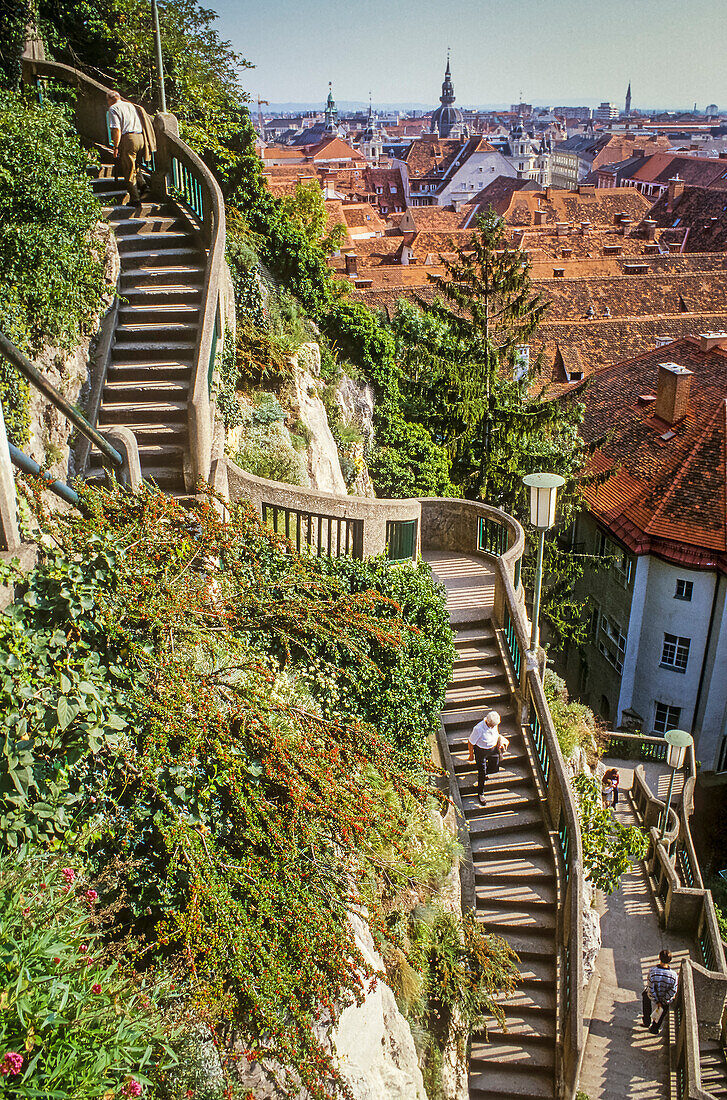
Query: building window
[
  {"left": 376, "top": 186, "right": 383, "bottom": 194},
  {"left": 597, "top": 530, "right": 633, "bottom": 585},
  {"left": 598, "top": 614, "right": 626, "bottom": 674},
  {"left": 654, "top": 702, "right": 681, "bottom": 735},
  {"left": 661, "top": 633, "right": 690, "bottom": 672},
  {"left": 675, "top": 579, "right": 693, "bottom": 601}
]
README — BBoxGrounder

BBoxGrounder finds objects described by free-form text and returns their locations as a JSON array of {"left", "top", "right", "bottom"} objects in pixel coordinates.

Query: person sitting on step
[{"left": 468, "top": 709, "right": 509, "bottom": 807}]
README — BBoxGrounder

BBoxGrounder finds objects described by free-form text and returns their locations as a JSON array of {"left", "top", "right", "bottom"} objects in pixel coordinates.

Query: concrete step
[
  {"left": 442, "top": 703, "right": 515, "bottom": 728},
  {"left": 137, "top": 466, "right": 186, "bottom": 490},
  {"left": 476, "top": 904, "right": 556, "bottom": 934},
  {"left": 463, "top": 788, "right": 540, "bottom": 818},
  {"left": 120, "top": 286, "right": 203, "bottom": 307},
  {"left": 111, "top": 342, "right": 196, "bottom": 360},
  {"left": 98, "top": 401, "right": 187, "bottom": 425},
  {"left": 103, "top": 380, "right": 189, "bottom": 402},
  {"left": 107, "top": 361, "right": 192, "bottom": 382},
  {"left": 120, "top": 265, "right": 206, "bottom": 288},
  {"left": 122, "top": 247, "right": 202, "bottom": 268},
  {"left": 474, "top": 1012, "right": 556, "bottom": 1045},
  {"left": 471, "top": 830, "right": 550, "bottom": 862},
  {"left": 454, "top": 619, "right": 494, "bottom": 642},
  {"left": 474, "top": 880, "right": 557, "bottom": 910},
  {"left": 111, "top": 214, "right": 189, "bottom": 235},
  {"left": 470, "top": 1039, "right": 555, "bottom": 1074},
  {"left": 466, "top": 805, "right": 543, "bottom": 838},
  {"left": 117, "top": 230, "right": 194, "bottom": 253},
  {"left": 469, "top": 1065, "right": 555, "bottom": 1100},
  {"left": 451, "top": 655, "right": 501, "bottom": 679},
  {"left": 473, "top": 854, "right": 554, "bottom": 882},
  {"left": 444, "top": 679, "right": 509, "bottom": 706},
  {"left": 115, "top": 321, "right": 198, "bottom": 341},
  {"left": 104, "top": 201, "right": 177, "bottom": 221},
  {"left": 118, "top": 304, "right": 201, "bottom": 325}
]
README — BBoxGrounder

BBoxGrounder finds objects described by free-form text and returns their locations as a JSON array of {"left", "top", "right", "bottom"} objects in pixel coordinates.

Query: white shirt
[
  {"left": 107, "top": 100, "right": 142, "bottom": 136},
  {"left": 469, "top": 719, "right": 500, "bottom": 750}
]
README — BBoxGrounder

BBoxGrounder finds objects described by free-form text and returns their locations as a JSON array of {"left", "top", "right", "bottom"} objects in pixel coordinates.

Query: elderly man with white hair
[
  {"left": 106, "top": 90, "right": 144, "bottom": 204},
  {"left": 468, "top": 709, "right": 509, "bottom": 806}
]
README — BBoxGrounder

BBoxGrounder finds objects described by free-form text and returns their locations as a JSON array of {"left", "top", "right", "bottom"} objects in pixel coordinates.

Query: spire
[
  {"left": 324, "top": 81, "right": 338, "bottom": 132},
  {"left": 440, "top": 51, "right": 455, "bottom": 106},
  {"left": 625, "top": 81, "right": 632, "bottom": 114}
]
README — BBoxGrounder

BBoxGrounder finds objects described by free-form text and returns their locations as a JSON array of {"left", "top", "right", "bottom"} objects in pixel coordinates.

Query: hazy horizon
[{"left": 212, "top": 0, "right": 727, "bottom": 112}]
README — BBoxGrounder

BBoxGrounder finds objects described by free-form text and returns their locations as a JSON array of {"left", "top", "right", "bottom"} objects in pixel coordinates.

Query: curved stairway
[
  {"left": 443, "top": 617, "right": 558, "bottom": 1100},
  {"left": 86, "top": 161, "right": 207, "bottom": 493}
]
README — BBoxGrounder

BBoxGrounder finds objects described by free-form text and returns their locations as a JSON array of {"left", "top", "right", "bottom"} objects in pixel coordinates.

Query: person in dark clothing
[{"left": 642, "top": 949, "right": 679, "bottom": 1033}]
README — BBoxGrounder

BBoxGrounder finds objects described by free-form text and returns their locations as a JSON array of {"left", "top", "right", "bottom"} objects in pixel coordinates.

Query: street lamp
[
  {"left": 151, "top": 0, "right": 167, "bottom": 113},
  {"left": 659, "top": 729, "right": 693, "bottom": 840},
  {"left": 523, "top": 472, "right": 565, "bottom": 653}
]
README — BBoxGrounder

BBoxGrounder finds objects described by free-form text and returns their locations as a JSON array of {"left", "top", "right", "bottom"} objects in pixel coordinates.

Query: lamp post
[
  {"left": 151, "top": 0, "right": 167, "bottom": 113},
  {"left": 523, "top": 473, "right": 565, "bottom": 655},
  {"left": 659, "top": 729, "right": 693, "bottom": 840}
]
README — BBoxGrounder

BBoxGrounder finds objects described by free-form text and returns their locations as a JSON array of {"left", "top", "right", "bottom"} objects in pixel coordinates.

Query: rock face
[
  {"left": 333, "top": 915, "right": 428, "bottom": 1100},
  {"left": 334, "top": 374, "right": 375, "bottom": 450},
  {"left": 288, "top": 345, "right": 347, "bottom": 494},
  {"left": 27, "top": 223, "right": 119, "bottom": 484},
  {"left": 582, "top": 881, "right": 602, "bottom": 985}
]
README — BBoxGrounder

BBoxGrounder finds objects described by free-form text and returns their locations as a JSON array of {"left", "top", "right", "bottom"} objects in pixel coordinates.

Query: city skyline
[{"left": 213, "top": 0, "right": 727, "bottom": 110}]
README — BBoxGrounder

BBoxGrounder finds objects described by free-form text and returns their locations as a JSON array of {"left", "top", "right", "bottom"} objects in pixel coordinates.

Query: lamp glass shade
[
  {"left": 523, "top": 473, "right": 566, "bottom": 530},
  {"left": 665, "top": 728, "right": 693, "bottom": 770}
]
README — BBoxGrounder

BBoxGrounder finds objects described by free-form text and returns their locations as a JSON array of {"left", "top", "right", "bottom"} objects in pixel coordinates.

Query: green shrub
[
  {"left": 232, "top": 421, "right": 308, "bottom": 486},
  {"left": 0, "top": 848, "right": 175, "bottom": 1098},
  {"left": 544, "top": 670, "right": 599, "bottom": 762},
  {"left": 573, "top": 774, "right": 649, "bottom": 893},
  {"left": 0, "top": 89, "right": 107, "bottom": 443},
  {"left": 368, "top": 419, "right": 454, "bottom": 499}
]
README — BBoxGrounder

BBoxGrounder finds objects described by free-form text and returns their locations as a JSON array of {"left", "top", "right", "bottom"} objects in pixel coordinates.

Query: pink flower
[
  {"left": 61, "top": 868, "right": 76, "bottom": 883},
  {"left": 122, "top": 1080, "right": 143, "bottom": 1097},
  {"left": 91, "top": 983, "right": 102, "bottom": 995},
  {"left": 0, "top": 1051, "right": 23, "bottom": 1076},
  {"left": 79, "top": 944, "right": 88, "bottom": 953},
  {"left": 85, "top": 889, "right": 98, "bottom": 904}
]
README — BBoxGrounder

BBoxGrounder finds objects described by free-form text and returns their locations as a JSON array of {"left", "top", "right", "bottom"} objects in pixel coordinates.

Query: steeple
[
  {"left": 440, "top": 49, "right": 455, "bottom": 107},
  {"left": 625, "top": 81, "right": 632, "bottom": 114},
  {"left": 324, "top": 81, "right": 338, "bottom": 132}
]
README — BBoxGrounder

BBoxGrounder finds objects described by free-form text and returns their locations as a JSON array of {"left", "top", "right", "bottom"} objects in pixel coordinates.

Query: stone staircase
[
  {"left": 86, "top": 162, "right": 206, "bottom": 493},
  {"left": 443, "top": 617, "right": 558, "bottom": 1100},
  {"left": 700, "top": 1040, "right": 727, "bottom": 1097}
]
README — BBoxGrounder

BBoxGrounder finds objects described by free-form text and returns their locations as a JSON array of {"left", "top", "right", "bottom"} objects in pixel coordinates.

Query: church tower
[
  {"left": 625, "top": 81, "right": 632, "bottom": 114},
  {"left": 324, "top": 82, "right": 338, "bottom": 133},
  {"left": 430, "top": 51, "right": 465, "bottom": 139}
]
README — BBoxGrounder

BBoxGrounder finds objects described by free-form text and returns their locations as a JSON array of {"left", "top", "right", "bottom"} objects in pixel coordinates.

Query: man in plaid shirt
[{"left": 642, "top": 949, "right": 679, "bottom": 1033}]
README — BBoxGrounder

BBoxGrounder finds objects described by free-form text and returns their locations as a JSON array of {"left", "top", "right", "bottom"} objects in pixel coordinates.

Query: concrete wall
[
  {"left": 694, "top": 575, "right": 727, "bottom": 771},
  {"left": 437, "top": 150, "right": 517, "bottom": 206}
]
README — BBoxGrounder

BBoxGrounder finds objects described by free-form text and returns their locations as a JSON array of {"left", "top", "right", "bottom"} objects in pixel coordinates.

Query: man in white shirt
[
  {"left": 468, "top": 710, "right": 507, "bottom": 806},
  {"left": 106, "top": 91, "right": 144, "bottom": 204}
]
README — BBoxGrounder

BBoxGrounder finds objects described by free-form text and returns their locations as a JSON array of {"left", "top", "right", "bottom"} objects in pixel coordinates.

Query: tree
[
  {"left": 280, "top": 180, "right": 345, "bottom": 254},
  {"left": 392, "top": 209, "right": 604, "bottom": 648}
]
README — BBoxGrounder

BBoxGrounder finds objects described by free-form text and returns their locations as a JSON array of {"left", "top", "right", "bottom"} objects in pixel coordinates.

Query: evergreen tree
[{"left": 393, "top": 208, "right": 604, "bottom": 648}]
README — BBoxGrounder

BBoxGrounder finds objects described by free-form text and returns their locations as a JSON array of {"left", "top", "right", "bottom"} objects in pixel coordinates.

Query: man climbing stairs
[
  {"left": 443, "top": 616, "right": 558, "bottom": 1100},
  {"left": 86, "top": 162, "right": 206, "bottom": 493}
]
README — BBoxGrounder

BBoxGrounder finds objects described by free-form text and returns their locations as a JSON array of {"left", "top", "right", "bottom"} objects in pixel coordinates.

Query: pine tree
[{"left": 393, "top": 208, "right": 604, "bottom": 648}]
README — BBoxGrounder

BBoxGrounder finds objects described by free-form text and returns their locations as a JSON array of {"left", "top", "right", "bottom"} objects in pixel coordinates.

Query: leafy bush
[
  {"left": 231, "top": 421, "right": 308, "bottom": 486},
  {"left": 368, "top": 419, "right": 454, "bottom": 499},
  {"left": 572, "top": 774, "right": 649, "bottom": 893},
  {"left": 544, "top": 670, "right": 599, "bottom": 763},
  {"left": 0, "top": 89, "right": 107, "bottom": 442},
  {"left": 9, "top": 484, "right": 460, "bottom": 1099},
  {"left": 0, "top": 848, "right": 175, "bottom": 1098}
]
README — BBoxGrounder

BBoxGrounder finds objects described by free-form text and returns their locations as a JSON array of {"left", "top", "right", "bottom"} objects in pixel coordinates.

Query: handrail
[
  {"left": 8, "top": 443, "right": 79, "bottom": 506},
  {"left": 0, "top": 329, "right": 123, "bottom": 469},
  {"left": 21, "top": 56, "right": 225, "bottom": 493},
  {"left": 154, "top": 115, "right": 225, "bottom": 489}
]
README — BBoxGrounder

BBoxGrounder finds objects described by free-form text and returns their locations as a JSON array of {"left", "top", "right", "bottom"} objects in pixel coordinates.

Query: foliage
[
  {"left": 231, "top": 420, "right": 308, "bottom": 486},
  {"left": 11, "top": 483, "right": 457, "bottom": 1099},
  {"left": 36, "top": 0, "right": 251, "bottom": 178},
  {"left": 280, "top": 180, "right": 345, "bottom": 254},
  {"left": 215, "top": 324, "right": 242, "bottom": 429},
  {"left": 544, "top": 670, "right": 599, "bottom": 763},
  {"left": 0, "top": 544, "right": 131, "bottom": 849},
  {"left": 0, "top": 0, "right": 31, "bottom": 88},
  {"left": 0, "top": 88, "right": 107, "bottom": 443},
  {"left": 572, "top": 774, "right": 649, "bottom": 893},
  {"left": 368, "top": 419, "right": 454, "bottom": 500},
  {"left": 0, "top": 848, "right": 176, "bottom": 1098}
]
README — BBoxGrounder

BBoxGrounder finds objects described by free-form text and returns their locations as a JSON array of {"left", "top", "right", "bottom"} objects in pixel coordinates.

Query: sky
[{"left": 210, "top": 0, "right": 727, "bottom": 111}]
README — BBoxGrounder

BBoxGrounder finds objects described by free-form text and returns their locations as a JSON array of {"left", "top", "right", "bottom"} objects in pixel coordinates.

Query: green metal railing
[
  {"left": 700, "top": 928, "right": 717, "bottom": 971},
  {"left": 557, "top": 808, "right": 571, "bottom": 883},
  {"left": 605, "top": 733, "right": 668, "bottom": 762},
  {"left": 477, "top": 514, "right": 508, "bottom": 556},
  {"left": 504, "top": 608, "right": 522, "bottom": 679},
  {"left": 386, "top": 518, "right": 417, "bottom": 561},
  {"left": 171, "top": 155, "right": 205, "bottom": 221},
  {"left": 529, "top": 699, "right": 551, "bottom": 786}
]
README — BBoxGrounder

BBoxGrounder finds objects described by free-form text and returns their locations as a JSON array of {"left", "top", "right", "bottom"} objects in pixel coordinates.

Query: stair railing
[{"left": 21, "top": 55, "right": 225, "bottom": 493}]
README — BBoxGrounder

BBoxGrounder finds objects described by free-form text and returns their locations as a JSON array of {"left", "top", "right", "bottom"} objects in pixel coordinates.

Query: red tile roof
[{"left": 575, "top": 337, "right": 727, "bottom": 568}]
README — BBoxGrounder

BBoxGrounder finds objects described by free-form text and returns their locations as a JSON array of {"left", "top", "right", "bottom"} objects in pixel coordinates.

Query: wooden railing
[{"left": 21, "top": 56, "right": 225, "bottom": 494}]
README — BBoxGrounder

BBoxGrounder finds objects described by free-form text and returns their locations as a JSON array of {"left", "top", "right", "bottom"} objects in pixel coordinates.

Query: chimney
[
  {"left": 614, "top": 211, "right": 628, "bottom": 226},
  {"left": 654, "top": 361, "right": 693, "bottom": 424},
  {"left": 643, "top": 218, "right": 657, "bottom": 241},
  {"left": 534, "top": 208, "right": 545, "bottom": 226},
  {"left": 699, "top": 332, "right": 727, "bottom": 352},
  {"left": 581, "top": 220, "right": 591, "bottom": 234},
  {"left": 345, "top": 253, "right": 358, "bottom": 276},
  {"left": 556, "top": 221, "right": 569, "bottom": 237},
  {"left": 667, "top": 176, "right": 685, "bottom": 213},
  {"left": 620, "top": 217, "right": 633, "bottom": 236}
]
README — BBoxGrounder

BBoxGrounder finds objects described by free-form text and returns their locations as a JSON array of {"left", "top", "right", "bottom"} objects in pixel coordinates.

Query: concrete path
[
  {"left": 577, "top": 791, "right": 692, "bottom": 1100},
  {"left": 422, "top": 551, "right": 496, "bottom": 624}
]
